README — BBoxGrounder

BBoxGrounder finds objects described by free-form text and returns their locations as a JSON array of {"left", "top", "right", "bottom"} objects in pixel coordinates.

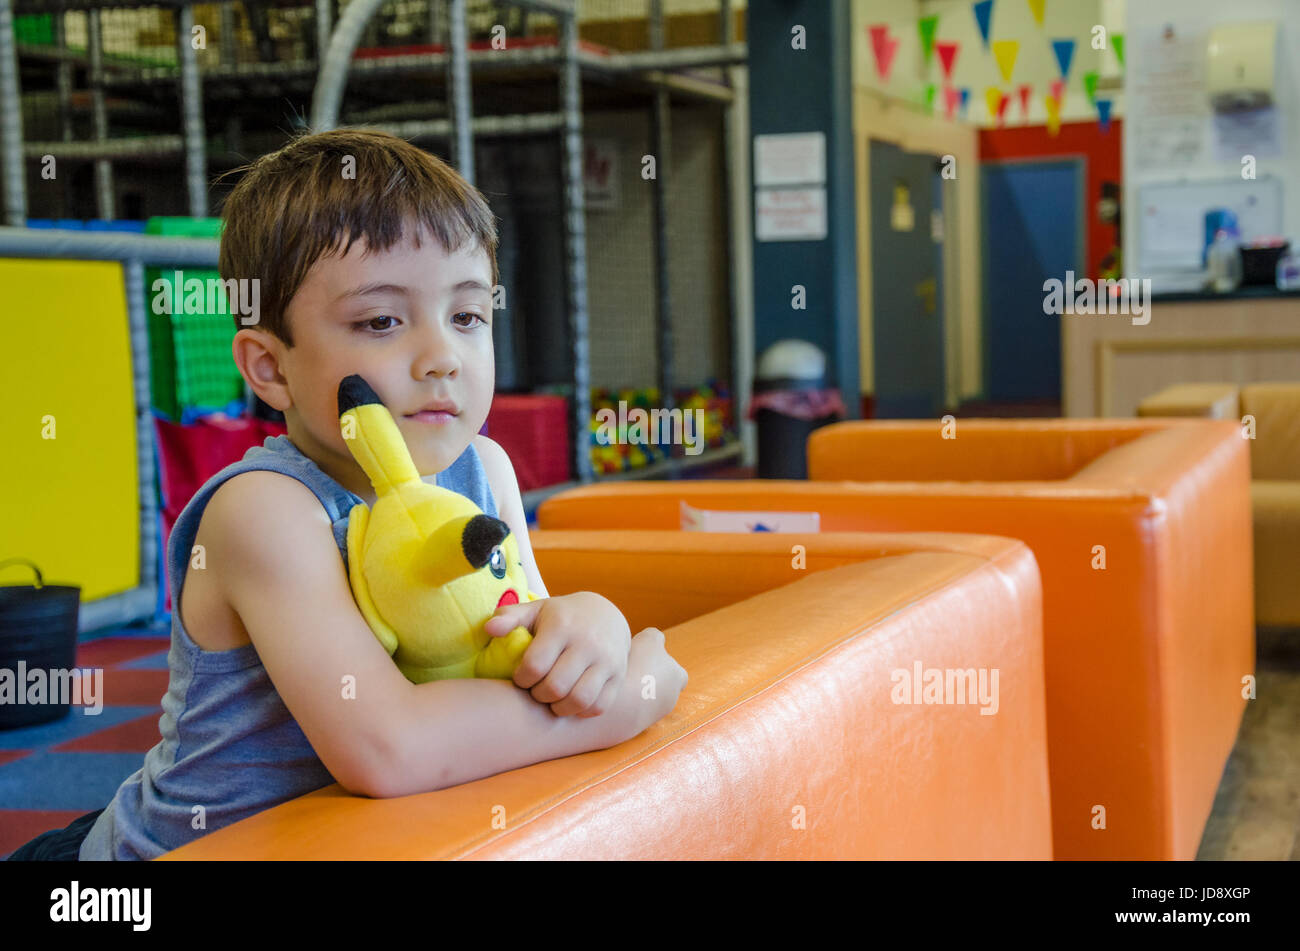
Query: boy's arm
[
  {"left": 206, "top": 470, "right": 642, "bottom": 800},
  {"left": 475, "top": 434, "right": 548, "bottom": 598}
]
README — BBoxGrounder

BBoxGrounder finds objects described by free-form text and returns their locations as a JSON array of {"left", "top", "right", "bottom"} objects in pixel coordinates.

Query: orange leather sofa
[
  {"left": 535, "top": 419, "right": 1255, "bottom": 861},
  {"left": 159, "top": 530, "right": 1052, "bottom": 859},
  {"left": 1138, "top": 382, "right": 1300, "bottom": 627}
]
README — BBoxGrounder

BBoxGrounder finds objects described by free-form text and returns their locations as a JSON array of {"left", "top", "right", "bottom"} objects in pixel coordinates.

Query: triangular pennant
[
  {"left": 868, "top": 24, "right": 890, "bottom": 61},
  {"left": 868, "top": 25, "right": 900, "bottom": 81},
  {"left": 973, "top": 0, "right": 994, "bottom": 49},
  {"left": 1027, "top": 0, "right": 1046, "bottom": 26},
  {"left": 1096, "top": 98, "right": 1113, "bottom": 133},
  {"left": 919, "top": 15, "right": 940, "bottom": 63},
  {"left": 997, "top": 91, "right": 1010, "bottom": 124},
  {"left": 1112, "top": 34, "right": 1125, "bottom": 68},
  {"left": 1045, "top": 93, "right": 1062, "bottom": 136},
  {"left": 960, "top": 87, "right": 971, "bottom": 116},
  {"left": 944, "top": 84, "right": 961, "bottom": 119},
  {"left": 993, "top": 39, "right": 1019, "bottom": 83},
  {"left": 1083, "top": 70, "right": 1099, "bottom": 103},
  {"left": 1051, "top": 38, "right": 1075, "bottom": 78},
  {"left": 935, "top": 41, "right": 960, "bottom": 80},
  {"left": 924, "top": 83, "right": 937, "bottom": 114},
  {"left": 1049, "top": 78, "right": 1066, "bottom": 106},
  {"left": 878, "top": 36, "right": 900, "bottom": 81},
  {"left": 1018, "top": 84, "right": 1032, "bottom": 119},
  {"left": 986, "top": 86, "right": 1005, "bottom": 124}
]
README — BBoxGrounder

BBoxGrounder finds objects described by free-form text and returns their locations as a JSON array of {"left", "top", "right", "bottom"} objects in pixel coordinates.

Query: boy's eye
[
  {"left": 453, "top": 312, "right": 485, "bottom": 328},
  {"left": 358, "top": 315, "right": 397, "bottom": 332}
]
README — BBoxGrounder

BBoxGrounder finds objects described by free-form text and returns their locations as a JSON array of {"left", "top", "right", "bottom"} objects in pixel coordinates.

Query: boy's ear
[{"left": 232, "top": 329, "right": 293, "bottom": 411}]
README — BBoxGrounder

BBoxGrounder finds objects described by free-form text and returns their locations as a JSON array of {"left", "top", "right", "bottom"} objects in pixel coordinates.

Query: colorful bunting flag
[
  {"left": 1018, "top": 84, "right": 1032, "bottom": 119},
  {"left": 1051, "top": 38, "right": 1075, "bottom": 78},
  {"left": 868, "top": 24, "right": 889, "bottom": 60},
  {"left": 1096, "top": 98, "right": 1113, "bottom": 133},
  {"left": 935, "top": 40, "right": 960, "bottom": 80},
  {"left": 1112, "top": 34, "right": 1125, "bottom": 68},
  {"left": 944, "top": 84, "right": 961, "bottom": 119},
  {"left": 960, "top": 87, "right": 971, "bottom": 116},
  {"left": 919, "top": 15, "right": 940, "bottom": 63},
  {"left": 924, "top": 83, "right": 938, "bottom": 114},
  {"left": 1045, "top": 92, "right": 1061, "bottom": 136},
  {"left": 993, "top": 40, "right": 1019, "bottom": 83},
  {"left": 986, "top": 86, "right": 1005, "bottom": 125},
  {"left": 1083, "top": 70, "right": 1099, "bottom": 103},
  {"left": 868, "top": 25, "right": 900, "bottom": 82},
  {"left": 973, "top": 0, "right": 994, "bottom": 49},
  {"left": 1027, "top": 0, "right": 1046, "bottom": 26},
  {"left": 1049, "top": 78, "right": 1066, "bottom": 106}
]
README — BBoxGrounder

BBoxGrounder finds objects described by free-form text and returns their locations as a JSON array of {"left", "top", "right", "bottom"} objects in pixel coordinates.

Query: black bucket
[{"left": 0, "top": 559, "right": 81, "bottom": 729}]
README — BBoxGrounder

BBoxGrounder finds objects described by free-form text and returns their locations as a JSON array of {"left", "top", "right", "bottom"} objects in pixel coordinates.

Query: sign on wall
[{"left": 754, "top": 132, "right": 828, "bottom": 242}]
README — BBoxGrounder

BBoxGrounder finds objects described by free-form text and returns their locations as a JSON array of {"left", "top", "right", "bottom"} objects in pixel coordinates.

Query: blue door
[
  {"left": 981, "top": 161, "right": 1082, "bottom": 402},
  {"left": 870, "top": 140, "right": 946, "bottom": 418}
]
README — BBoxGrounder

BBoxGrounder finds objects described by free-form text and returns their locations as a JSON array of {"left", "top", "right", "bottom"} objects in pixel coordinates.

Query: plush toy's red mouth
[{"left": 497, "top": 589, "right": 519, "bottom": 609}]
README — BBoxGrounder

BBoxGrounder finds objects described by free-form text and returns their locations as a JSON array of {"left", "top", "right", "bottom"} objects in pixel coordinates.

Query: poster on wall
[
  {"left": 753, "top": 132, "right": 827, "bottom": 187},
  {"left": 756, "top": 187, "right": 828, "bottom": 241},
  {"left": 1130, "top": 24, "right": 1209, "bottom": 168},
  {"left": 584, "top": 139, "right": 620, "bottom": 211},
  {"left": 1213, "top": 108, "right": 1283, "bottom": 162}
]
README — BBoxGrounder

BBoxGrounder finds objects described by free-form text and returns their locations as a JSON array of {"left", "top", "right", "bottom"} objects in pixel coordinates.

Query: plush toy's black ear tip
[{"left": 338, "top": 375, "right": 383, "bottom": 415}]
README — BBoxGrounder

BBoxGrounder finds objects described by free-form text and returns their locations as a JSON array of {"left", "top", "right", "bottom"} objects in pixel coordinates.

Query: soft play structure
[
  {"left": 534, "top": 418, "right": 1256, "bottom": 862},
  {"left": 159, "top": 530, "right": 1052, "bottom": 859},
  {"left": 1139, "top": 382, "right": 1300, "bottom": 628},
  {"left": 0, "top": 225, "right": 221, "bottom": 631}
]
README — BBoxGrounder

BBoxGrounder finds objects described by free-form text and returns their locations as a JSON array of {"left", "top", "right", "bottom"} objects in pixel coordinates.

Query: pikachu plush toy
[{"left": 337, "top": 374, "right": 540, "bottom": 682}]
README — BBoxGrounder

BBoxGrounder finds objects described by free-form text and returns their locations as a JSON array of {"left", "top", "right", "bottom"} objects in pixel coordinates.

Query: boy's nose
[{"left": 414, "top": 328, "right": 460, "bottom": 378}]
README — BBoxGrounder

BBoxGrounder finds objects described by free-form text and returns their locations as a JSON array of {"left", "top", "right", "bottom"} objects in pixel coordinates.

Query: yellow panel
[{"left": 0, "top": 258, "right": 139, "bottom": 601}]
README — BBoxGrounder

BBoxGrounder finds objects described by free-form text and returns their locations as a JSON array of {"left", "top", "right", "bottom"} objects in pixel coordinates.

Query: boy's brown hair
[{"left": 218, "top": 128, "right": 498, "bottom": 343}]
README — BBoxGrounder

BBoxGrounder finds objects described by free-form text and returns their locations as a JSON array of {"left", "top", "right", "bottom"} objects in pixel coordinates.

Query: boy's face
[{"left": 251, "top": 225, "right": 495, "bottom": 497}]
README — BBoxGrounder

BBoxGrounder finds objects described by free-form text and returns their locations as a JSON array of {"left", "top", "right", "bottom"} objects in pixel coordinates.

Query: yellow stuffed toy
[{"left": 337, "top": 374, "right": 539, "bottom": 682}]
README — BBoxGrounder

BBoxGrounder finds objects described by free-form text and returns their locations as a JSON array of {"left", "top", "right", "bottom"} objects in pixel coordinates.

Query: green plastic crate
[
  {"left": 15, "top": 14, "right": 55, "bottom": 47},
  {"left": 144, "top": 217, "right": 245, "bottom": 420}
]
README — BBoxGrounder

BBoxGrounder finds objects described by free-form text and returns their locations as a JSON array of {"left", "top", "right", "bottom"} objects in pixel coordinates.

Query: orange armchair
[
  {"left": 536, "top": 419, "right": 1255, "bottom": 861},
  {"left": 1139, "top": 382, "right": 1300, "bottom": 627},
  {"left": 159, "top": 530, "right": 1051, "bottom": 859}
]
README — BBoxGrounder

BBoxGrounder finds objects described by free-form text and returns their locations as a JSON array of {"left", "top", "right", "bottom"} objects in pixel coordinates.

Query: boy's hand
[{"left": 484, "top": 592, "right": 631, "bottom": 718}]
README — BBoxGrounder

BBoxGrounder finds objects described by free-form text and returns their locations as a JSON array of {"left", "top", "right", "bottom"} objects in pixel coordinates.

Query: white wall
[{"left": 1125, "top": 0, "right": 1300, "bottom": 278}]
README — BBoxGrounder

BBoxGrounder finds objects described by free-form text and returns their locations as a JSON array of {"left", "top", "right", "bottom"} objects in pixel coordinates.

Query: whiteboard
[{"left": 1137, "top": 177, "right": 1283, "bottom": 271}]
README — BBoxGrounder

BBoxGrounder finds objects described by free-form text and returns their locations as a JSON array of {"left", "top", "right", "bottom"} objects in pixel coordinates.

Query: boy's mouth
[
  {"left": 405, "top": 399, "right": 460, "bottom": 424},
  {"left": 406, "top": 410, "right": 458, "bottom": 424}
]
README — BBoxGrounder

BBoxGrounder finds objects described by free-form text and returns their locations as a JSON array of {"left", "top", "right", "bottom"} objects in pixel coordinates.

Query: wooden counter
[{"left": 1062, "top": 289, "right": 1300, "bottom": 417}]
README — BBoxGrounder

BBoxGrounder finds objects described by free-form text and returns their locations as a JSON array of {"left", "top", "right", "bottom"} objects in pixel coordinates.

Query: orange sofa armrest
[
  {"left": 158, "top": 535, "right": 1051, "bottom": 859},
  {"left": 807, "top": 419, "right": 1168, "bottom": 482},
  {"left": 530, "top": 528, "right": 1027, "bottom": 633}
]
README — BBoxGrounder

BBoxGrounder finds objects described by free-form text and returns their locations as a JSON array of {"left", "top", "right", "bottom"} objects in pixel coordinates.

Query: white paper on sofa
[{"left": 679, "top": 501, "right": 820, "bottom": 533}]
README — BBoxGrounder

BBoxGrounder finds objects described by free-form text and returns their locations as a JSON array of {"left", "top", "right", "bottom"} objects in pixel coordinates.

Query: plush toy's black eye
[{"left": 488, "top": 545, "right": 506, "bottom": 579}]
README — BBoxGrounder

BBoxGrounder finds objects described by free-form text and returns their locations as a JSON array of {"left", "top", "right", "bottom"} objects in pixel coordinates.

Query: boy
[{"left": 11, "top": 129, "right": 686, "bottom": 861}]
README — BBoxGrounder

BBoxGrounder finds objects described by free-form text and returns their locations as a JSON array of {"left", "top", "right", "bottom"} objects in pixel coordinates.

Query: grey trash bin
[{"left": 749, "top": 340, "right": 844, "bottom": 480}]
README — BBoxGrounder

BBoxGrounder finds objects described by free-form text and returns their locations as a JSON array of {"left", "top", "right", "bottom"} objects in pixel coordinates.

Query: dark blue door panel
[{"left": 982, "top": 162, "right": 1081, "bottom": 402}]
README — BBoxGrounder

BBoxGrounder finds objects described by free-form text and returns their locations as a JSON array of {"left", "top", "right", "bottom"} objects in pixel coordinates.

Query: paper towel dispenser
[{"left": 1207, "top": 22, "right": 1278, "bottom": 112}]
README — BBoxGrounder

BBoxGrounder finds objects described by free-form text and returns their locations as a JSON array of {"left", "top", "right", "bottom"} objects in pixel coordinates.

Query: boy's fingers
[
  {"left": 556, "top": 666, "right": 610, "bottom": 718},
  {"left": 512, "top": 632, "right": 565, "bottom": 690},
  {"left": 578, "top": 676, "right": 621, "bottom": 719},
  {"left": 484, "top": 597, "right": 544, "bottom": 637},
  {"left": 529, "top": 648, "right": 589, "bottom": 704}
]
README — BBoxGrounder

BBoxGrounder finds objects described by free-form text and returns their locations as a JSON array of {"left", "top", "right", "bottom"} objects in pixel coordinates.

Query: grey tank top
[{"left": 79, "top": 434, "right": 498, "bottom": 860}]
